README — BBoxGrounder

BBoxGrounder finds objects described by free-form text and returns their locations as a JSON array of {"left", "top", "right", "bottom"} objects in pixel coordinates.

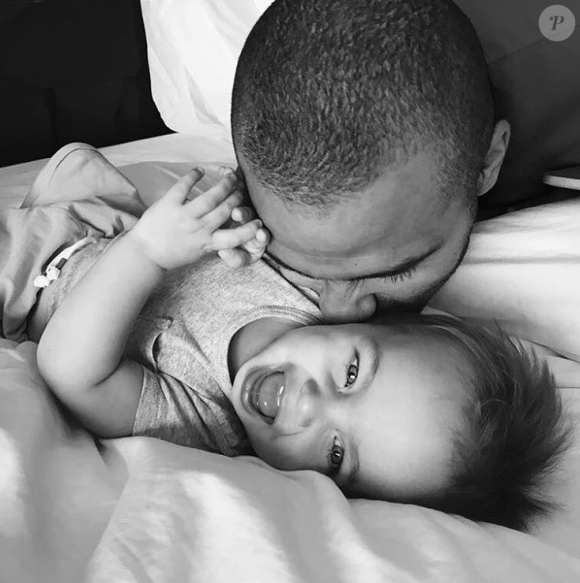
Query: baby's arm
[{"left": 37, "top": 169, "right": 263, "bottom": 437}]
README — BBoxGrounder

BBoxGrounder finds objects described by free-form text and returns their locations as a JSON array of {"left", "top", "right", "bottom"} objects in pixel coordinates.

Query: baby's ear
[{"left": 477, "top": 120, "right": 511, "bottom": 197}]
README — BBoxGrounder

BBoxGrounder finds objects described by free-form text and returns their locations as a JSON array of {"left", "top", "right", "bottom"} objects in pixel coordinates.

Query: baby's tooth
[{"left": 276, "top": 385, "right": 285, "bottom": 407}]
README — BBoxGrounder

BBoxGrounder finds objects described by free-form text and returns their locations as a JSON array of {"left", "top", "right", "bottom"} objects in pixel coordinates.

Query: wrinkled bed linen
[
  {"left": 1, "top": 132, "right": 580, "bottom": 582},
  {"left": 1, "top": 339, "right": 580, "bottom": 583}
]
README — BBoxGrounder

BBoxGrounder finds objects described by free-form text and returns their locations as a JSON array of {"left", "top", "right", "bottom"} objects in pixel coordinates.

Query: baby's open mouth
[{"left": 251, "top": 371, "right": 285, "bottom": 422}]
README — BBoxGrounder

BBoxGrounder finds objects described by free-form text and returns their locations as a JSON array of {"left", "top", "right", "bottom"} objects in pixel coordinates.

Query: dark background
[
  {"left": 0, "top": 0, "right": 171, "bottom": 168},
  {"left": 0, "top": 0, "right": 578, "bottom": 216}
]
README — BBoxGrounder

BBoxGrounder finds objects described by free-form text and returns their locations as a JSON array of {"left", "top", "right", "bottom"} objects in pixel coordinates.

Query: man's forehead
[
  {"left": 260, "top": 192, "right": 452, "bottom": 281},
  {"left": 266, "top": 197, "right": 442, "bottom": 250},
  {"left": 239, "top": 151, "right": 459, "bottom": 278},
  {"left": 250, "top": 160, "right": 440, "bottom": 224},
  {"left": 266, "top": 237, "right": 441, "bottom": 282}
]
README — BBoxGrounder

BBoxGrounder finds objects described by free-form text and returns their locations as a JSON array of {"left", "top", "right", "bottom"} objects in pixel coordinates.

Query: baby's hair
[
  {"left": 371, "top": 312, "right": 572, "bottom": 532},
  {"left": 232, "top": 0, "right": 494, "bottom": 212}
]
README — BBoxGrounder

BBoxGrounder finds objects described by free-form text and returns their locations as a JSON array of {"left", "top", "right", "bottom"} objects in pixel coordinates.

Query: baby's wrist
[{"left": 121, "top": 229, "right": 169, "bottom": 274}]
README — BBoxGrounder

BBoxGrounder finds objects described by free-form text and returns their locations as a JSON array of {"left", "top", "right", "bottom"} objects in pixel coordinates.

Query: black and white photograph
[{"left": 0, "top": 1, "right": 579, "bottom": 581}]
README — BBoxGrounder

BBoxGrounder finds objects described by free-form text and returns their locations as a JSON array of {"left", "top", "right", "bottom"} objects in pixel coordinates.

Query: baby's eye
[
  {"left": 327, "top": 437, "right": 345, "bottom": 474},
  {"left": 345, "top": 358, "right": 359, "bottom": 388}
]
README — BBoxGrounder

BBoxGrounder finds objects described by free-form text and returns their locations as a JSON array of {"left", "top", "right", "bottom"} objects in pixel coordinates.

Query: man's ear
[{"left": 477, "top": 119, "right": 511, "bottom": 196}]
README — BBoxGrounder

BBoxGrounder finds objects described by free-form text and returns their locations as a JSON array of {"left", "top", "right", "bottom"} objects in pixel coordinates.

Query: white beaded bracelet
[{"left": 34, "top": 236, "right": 97, "bottom": 289}]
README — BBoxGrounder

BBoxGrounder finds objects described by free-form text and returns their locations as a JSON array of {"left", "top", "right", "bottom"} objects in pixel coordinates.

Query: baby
[{"left": 2, "top": 152, "right": 563, "bottom": 533}]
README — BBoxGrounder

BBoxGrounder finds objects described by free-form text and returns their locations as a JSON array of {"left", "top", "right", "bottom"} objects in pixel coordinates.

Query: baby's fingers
[
  {"left": 218, "top": 248, "right": 251, "bottom": 269},
  {"left": 246, "top": 227, "right": 270, "bottom": 252},
  {"left": 212, "top": 219, "right": 262, "bottom": 251},
  {"left": 203, "top": 190, "right": 244, "bottom": 231},
  {"left": 231, "top": 206, "right": 254, "bottom": 224},
  {"left": 164, "top": 168, "right": 205, "bottom": 204},
  {"left": 217, "top": 226, "right": 270, "bottom": 268},
  {"left": 189, "top": 171, "right": 240, "bottom": 217}
]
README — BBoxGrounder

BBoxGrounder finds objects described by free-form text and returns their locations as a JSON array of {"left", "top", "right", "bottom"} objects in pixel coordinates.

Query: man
[{"left": 231, "top": 0, "right": 510, "bottom": 322}]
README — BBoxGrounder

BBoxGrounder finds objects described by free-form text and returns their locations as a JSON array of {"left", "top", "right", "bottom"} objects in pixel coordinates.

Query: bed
[
  {"left": 0, "top": 130, "right": 579, "bottom": 583},
  {"left": 2, "top": 1, "right": 580, "bottom": 582}
]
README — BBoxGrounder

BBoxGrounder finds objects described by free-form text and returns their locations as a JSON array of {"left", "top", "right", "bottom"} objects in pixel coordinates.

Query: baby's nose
[{"left": 293, "top": 379, "right": 324, "bottom": 428}]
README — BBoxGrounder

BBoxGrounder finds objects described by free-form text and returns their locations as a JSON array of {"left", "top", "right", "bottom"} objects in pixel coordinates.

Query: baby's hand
[
  {"left": 129, "top": 168, "right": 263, "bottom": 271},
  {"left": 215, "top": 166, "right": 270, "bottom": 268}
]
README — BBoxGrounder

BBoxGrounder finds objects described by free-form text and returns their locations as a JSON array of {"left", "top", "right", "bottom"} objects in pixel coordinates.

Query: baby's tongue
[{"left": 257, "top": 372, "right": 285, "bottom": 418}]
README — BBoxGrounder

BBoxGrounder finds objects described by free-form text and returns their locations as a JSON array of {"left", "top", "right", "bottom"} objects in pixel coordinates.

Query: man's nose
[{"left": 319, "top": 280, "right": 377, "bottom": 323}]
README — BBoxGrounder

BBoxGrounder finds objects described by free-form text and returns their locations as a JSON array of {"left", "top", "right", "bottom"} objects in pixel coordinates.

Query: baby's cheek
[{"left": 251, "top": 434, "right": 318, "bottom": 472}]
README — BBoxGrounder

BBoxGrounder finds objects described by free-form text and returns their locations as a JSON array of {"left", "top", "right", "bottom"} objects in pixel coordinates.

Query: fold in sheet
[{"left": 0, "top": 133, "right": 579, "bottom": 582}]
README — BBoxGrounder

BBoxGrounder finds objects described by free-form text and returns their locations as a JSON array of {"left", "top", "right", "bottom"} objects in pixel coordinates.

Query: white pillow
[
  {"left": 140, "top": 0, "right": 273, "bottom": 133},
  {"left": 430, "top": 198, "right": 580, "bottom": 364}
]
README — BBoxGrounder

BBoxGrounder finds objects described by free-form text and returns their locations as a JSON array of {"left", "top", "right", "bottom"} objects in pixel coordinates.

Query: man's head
[
  {"left": 231, "top": 314, "right": 571, "bottom": 531},
  {"left": 232, "top": 0, "right": 510, "bottom": 322}
]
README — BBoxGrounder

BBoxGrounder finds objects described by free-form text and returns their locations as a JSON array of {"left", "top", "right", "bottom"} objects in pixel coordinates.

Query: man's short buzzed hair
[{"left": 231, "top": 0, "right": 495, "bottom": 210}]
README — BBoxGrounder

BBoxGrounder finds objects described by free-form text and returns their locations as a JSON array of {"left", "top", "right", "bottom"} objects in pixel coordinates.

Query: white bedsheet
[
  {"left": 0, "top": 339, "right": 579, "bottom": 583},
  {"left": 1, "top": 131, "right": 580, "bottom": 582}
]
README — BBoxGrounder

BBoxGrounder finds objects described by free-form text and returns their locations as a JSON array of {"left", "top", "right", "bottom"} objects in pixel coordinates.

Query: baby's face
[{"left": 231, "top": 323, "right": 467, "bottom": 501}]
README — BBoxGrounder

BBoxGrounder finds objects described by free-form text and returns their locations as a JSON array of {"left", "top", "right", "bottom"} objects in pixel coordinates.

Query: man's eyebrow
[{"left": 267, "top": 245, "right": 439, "bottom": 282}]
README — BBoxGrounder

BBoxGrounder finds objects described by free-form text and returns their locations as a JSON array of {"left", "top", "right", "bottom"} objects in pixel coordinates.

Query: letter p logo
[
  {"left": 539, "top": 5, "right": 576, "bottom": 41},
  {"left": 550, "top": 14, "right": 565, "bottom": 30}
]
